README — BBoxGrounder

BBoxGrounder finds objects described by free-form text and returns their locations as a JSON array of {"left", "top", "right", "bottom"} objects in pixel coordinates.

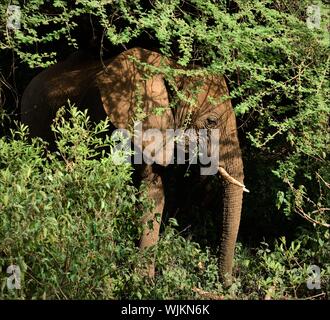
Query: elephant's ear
[{"left": 96, "top": 47, "right": 175, "bottom": 166}]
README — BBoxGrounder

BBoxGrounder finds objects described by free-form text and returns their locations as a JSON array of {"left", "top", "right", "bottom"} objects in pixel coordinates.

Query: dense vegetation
[{"left": 0, "top": 0, "right": 329, "bottom": 299}]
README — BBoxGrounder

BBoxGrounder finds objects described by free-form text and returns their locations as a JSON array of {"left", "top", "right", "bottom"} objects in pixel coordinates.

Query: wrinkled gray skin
[{"left": 21, "top": 47, "right": 245, "bottom": 283}]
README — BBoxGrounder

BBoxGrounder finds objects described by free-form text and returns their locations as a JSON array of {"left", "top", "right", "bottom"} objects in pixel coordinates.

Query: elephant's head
[{"left": 171, "top": 72, "right": 247, "bottom": 283}]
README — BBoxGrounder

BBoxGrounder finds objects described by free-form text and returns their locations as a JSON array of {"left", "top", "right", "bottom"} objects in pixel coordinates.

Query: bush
[
  {"left": 0, "top": 108, "right": 146, "bottom": 299},
  {"left": 0, "top": 108, "right": 221, "bottom": 299},
  {"left": 1, "top": 108, "right": 328, "bottom": 300}
]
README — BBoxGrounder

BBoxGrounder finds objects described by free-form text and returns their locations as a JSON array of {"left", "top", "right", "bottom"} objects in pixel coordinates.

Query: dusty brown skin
[{"left": 21, "top": 47, "right": 245, "bottom": 283}]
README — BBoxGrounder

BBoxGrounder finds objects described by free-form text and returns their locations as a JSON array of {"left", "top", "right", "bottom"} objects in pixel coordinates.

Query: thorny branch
[{"left": 286, "top": 175, "right": 330, "bottom": 228}]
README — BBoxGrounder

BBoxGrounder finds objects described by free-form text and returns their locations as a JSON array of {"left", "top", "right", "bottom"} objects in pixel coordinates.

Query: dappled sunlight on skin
[
  {"left": 174, "top": 75, "right": 230, "bottom": 128},
  {"left": 97, "top": 47, "right": 174, "bottom": 136}
]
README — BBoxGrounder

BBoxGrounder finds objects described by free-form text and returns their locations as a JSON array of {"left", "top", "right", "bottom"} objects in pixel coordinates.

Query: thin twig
[
  {"left": 316, "top": 172, "right": 330, "bottom": 189},
  {"left": 305, "top": 292, "right": 326, "bottom": 300},
  {"left": 192, "top": 287, "right": 224, "bottom": 300},
  {"left": 286, "top": 179, "right": 330, "bottom": 228}
]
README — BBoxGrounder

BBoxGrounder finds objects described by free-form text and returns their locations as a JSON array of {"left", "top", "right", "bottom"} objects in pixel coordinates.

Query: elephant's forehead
[
  {"left": 176, "top": 97, "right": 231, "bottom": 127},
  {"left": 173, "top": 74, "right": 231, "bottom": 126}
]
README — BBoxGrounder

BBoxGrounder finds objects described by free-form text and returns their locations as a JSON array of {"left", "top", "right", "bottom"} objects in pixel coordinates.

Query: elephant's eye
[{"left": 205, "top": 117, "right": 218, "bottom": 128}]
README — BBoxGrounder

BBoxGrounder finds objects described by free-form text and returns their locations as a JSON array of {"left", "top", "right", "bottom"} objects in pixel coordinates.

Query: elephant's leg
[{"left": 138, "top": 164, "right": 165, "bottom": 278}]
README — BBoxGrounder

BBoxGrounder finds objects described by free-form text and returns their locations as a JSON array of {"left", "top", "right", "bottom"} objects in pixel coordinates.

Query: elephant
[{"left": 21, "top": 47, "right": 248, "bottom": 284}]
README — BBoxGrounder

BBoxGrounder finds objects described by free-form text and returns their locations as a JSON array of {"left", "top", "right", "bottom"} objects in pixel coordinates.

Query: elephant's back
[{"left": 21, "top": 51, "right": 104, "bottom": 141}]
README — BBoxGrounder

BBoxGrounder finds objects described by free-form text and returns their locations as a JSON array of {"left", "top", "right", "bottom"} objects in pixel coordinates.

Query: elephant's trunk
[
  {"left": 217, "top": 113, "right": 246, "bottom": 285},
  {"left": 218, "top": 164, "right": 244, "bottom": 285}
]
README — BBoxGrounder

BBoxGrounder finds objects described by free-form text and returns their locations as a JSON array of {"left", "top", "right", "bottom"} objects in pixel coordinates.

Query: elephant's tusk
[{"left": 218, "top": 167, "right": 250, "bottom": 193}]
